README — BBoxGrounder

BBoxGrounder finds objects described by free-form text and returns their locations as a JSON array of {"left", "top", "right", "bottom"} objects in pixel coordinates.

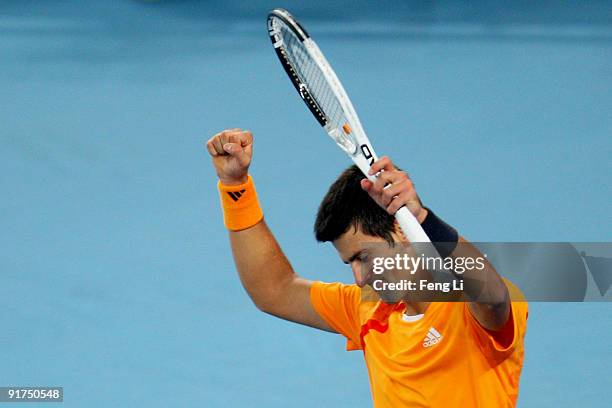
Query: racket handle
[
  {"left": 395, "top": 207, "right": 453, "bottom": 282},
  {"left": 395, "top": 206, "right": 431, "bottom": 243}
]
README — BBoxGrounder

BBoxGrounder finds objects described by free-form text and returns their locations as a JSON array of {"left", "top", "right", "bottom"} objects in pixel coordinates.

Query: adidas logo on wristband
[
  {"left": 218, "top": 176, "right": 263, "bottom": 231},
  {"left": 227, "top": 189, "right": 246, "bottom": 202}
]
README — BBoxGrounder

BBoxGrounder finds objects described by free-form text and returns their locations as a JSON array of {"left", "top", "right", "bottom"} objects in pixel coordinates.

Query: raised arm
[
  {"left": 206, "top": 129, "right": 333, "bottom": 331},
  {"left": 361, "top": 156, "right": 510, "bottom": 331}
]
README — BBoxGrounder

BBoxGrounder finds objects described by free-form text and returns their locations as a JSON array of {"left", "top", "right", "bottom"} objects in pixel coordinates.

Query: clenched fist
[{"left": 206, "top": 128, "right": 253, "bottom": 185}]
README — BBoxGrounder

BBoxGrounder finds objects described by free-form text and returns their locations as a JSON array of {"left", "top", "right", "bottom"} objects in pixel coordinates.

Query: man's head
[
  {"left": 314, "top": 165, "right": 397, "bottom": 244},
  {"left": 314, "top": 165, "right": 405, "bottom": 288}
]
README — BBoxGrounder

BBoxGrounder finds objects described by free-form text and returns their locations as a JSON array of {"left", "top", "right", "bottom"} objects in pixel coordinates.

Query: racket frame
[{"left": 268, "top": 9, "right": 432, "bottom": 244}]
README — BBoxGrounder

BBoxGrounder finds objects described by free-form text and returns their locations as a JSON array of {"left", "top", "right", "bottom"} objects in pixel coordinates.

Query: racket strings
[{"left": 277, "top": 20, "right": 348, "bottom": 131}]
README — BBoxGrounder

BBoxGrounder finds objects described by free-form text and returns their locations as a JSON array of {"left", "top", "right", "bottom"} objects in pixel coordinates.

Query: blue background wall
[{"left": 1, "top": 1, "right": 611, "bottom": 406}]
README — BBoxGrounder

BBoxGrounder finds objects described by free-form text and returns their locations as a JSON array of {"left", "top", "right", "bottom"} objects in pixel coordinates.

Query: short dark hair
[{"left": 314, "top": 165, "right": 395, "bottom": 243}]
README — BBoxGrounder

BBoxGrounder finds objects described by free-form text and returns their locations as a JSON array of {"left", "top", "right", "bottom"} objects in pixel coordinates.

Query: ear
[{"left": 392, "top": 220, "right": 409, "bottom": 243}]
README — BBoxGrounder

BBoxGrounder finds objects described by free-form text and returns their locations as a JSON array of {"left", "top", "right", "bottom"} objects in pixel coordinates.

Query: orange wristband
[{"left": 218, "top": 175, "right": 264, "bottom": 231}]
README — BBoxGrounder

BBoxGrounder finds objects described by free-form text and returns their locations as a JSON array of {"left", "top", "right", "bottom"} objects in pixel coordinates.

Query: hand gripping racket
[{"left": 267, "top": 9, "right": 432, "bottom": 244}]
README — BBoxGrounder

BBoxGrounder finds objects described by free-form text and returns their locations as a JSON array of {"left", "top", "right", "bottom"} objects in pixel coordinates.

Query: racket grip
[{"left": 395, "top": 206, "right": 431, "bottom": 243}]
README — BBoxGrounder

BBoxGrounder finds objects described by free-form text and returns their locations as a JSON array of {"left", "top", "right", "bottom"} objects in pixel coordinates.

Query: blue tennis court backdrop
[{"left": 1, "top": 1, "right": 610, "bottom": 406}]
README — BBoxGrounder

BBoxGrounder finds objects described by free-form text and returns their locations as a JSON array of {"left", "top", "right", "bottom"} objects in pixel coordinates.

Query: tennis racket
[{"left": 267, "top": 8, "right": 432, "bottom": 244}]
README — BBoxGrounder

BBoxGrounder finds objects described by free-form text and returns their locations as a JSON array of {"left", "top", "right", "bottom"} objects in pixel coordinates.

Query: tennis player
[{"left": 206, "top": 128, "right": 528, "bottom": 407}]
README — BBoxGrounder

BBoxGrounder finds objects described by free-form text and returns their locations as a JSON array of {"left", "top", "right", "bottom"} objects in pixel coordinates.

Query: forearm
[
  {"left": 229, "top": 219, "right": 298, "bottom": 312},
  {"left": 215, "top": 169, "right": 297, "bottom": 311},
  {"left": 450, "top": 236, "right": 510, "bottom": 330},
  {"left": 452, "top": 237, "right": 508, "bottom": 304},
  {"left": 420, "top": 208, "right": 510, "bottom": 330}
]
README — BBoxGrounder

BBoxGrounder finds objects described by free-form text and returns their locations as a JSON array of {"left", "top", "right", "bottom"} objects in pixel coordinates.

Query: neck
[{"left": 403, "top": 301, "right": 430, "bottom": 316}]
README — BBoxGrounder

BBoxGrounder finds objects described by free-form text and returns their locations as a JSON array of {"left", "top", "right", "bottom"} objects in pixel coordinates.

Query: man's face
[
  {"left": 332, "top": 226, "right": 402, "bottom": 288},
  {"left": 333, "top": 225, "right": 427, "bottom": 303}
]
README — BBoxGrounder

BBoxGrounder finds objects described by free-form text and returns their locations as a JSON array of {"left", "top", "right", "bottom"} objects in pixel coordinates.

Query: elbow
[
  {"left": 248, "top": 287, "right": 285, "bottom": 316},
  {"left": 242, "top": 274, "right": 296, "bottom": 317},
  {"left": 252, "top": 298, "right": 274, "bottom": 314}
]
